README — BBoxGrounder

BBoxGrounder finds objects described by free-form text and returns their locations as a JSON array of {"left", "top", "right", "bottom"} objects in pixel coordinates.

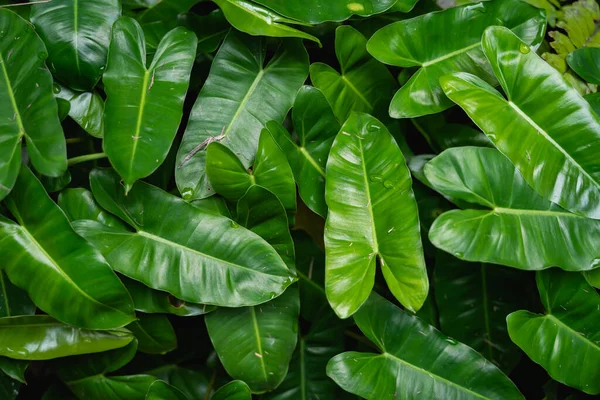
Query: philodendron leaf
[
  {"left": 213, "top": 0, "right": 319, "bottom": 44},
  {"left": 0, "top": 166, "right": 135, "bottom": 329},
  {"left": 178, "top": 10, "right": 229, "bottom": 54},
  {"left": 434, "top": 252, "right": 530, "bottom": 372},
  {"left": 267, "top": 86, "right": 340, "bottom": 218},
  {"left": 103, "top": 18, "right": 197, "bottom": 191},
  {"left": 146, "top": 380, "right": 190, "bottom": 400},
  {"left": 30, "top": 0, "right": 120, "bottom": 91},
  {"left": 127, "top": 314, "right": 177, "bottom": 355},
  {"left": 148, "top": 365, "right": 211, "bottom": 400},
  {"left": 310, "top": 26, "right": 396, "bottom": 122},
  {"left": 67, "top": 374, "right": 158, "bottom": 400},
  {"left": 74, "top": 168, "right": 295, "bottom": 307},
  {"left": 441, "top": 26, "right": 600, "bottom": 219},
  {"left": 507, "top": 269, "right": 600, "bottom": 395},
  {"left": 567, "top": 47, "right": 600, "bottom": 85},
  {"left": 206, "top": 129, "right": 296, "bottom": 217},
  {"left": 176, "top": 32, "right": 308, "bottom": 200},
  {"left": 367, "top": 0, "right": 546, "bottom": 118},
  {"left": 327, "top": 293, "right": 524, "bottom": 399},
  {"left": 58, "top": 188, "right": 126, "bottom": 229},
  {"left": 55, "top": 85, "right": 104, "bottom": 138},
  {"left": 0, "top": 9, "right": 66, "bottom": 201},
  {"left": 0, "top": 315, "right": 133, "bottom": 360},
  {"left": 426, "top": 147, "right": 600, "bottom": 271},
  {"left": 212, "top": 381, "right": 252, "bottom": 400},
  {"left": 206, "top": 287, "right": 300, "bottom": 394},
  {"left": 325, "top": 112, "right": 428, "bottom": 318}
]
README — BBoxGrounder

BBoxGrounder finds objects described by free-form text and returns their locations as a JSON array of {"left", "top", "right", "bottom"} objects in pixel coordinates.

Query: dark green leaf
[
  {"left": 212, "top": 381, "right": 252, "bottom": 400},
  {"left": 67, "top": 374, "right": 157, "bottom": 400},
  {"left": 567, "top": 47, "right": 600, "bottom": 84},
  {"left": 146, "top": 380, "right": 190, "bottom": 400},
  {"left": 127, "top": 314, "right": 177, "bottom": 355},
  {"left": 178, "top": 10, "right": 229, "bottom": 54},
  {"left": 55, "top": 85, "right": 104, "bottom": 138},
  {"left": 58, "top": 188, "right": 126, "bottom": 229}
]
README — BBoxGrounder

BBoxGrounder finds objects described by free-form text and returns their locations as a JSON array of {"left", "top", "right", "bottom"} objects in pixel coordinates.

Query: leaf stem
[
  {"left": 66, "top": 137, "right": 84, "bottom": 144},
  {"left": 203, "top": 369, "right": 217, "bottom": 400},
  {"left": 67, "top": 152, "right": 107, "bottom": 166}
]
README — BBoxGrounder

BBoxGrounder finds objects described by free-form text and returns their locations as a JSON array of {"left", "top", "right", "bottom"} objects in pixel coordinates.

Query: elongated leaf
[
  {"left": 567, "top": 47, "right": 600, "bottom": 84},
  {"left": 74, "top": 168, "right": 295, "bottom": 307},
  {"left": 367, "top": 0, "right": 546, "bottom": 118},
  {"left": 310, "top": 26, "right": 396, "bottom": 122},
  {"left": 206, "top": 288, "right": 300, "bottom": 393},
  {"left": 0, "top": 167, "right": 135, "bottom": 329},
  {"left": 267, "top": 86, "right": 340, "bottom": 218},
  {"left": 30, "top": 0, "right": 120, "bottom": 90},
  {"left": 103, "top": 18, "right": 197, "bottom": 191},
  {"left": 146, "top": 381, "right": 190, "bottom": 400},
  {"left": 426, "top": 147, "right": 600, "bottom": 271},
  {"left": 441, "top": 26, "right": 600, "bottom": 219},
  {"left": 67, "top": 374, "right": 157, "bottom": 400},
  {"left": 213, "top": 0, "right": 319, "bottom": 44},
  {"left": 178, "top": 10, "right": 229, "bottom": 54},
  {"left": 55, "top": 85, "right": 104, "bottom": 138},
  {"left": 0, "top": 9, "right": 66, "bottom": 200},
  {"left": 0, "top": 315, "right": 133, "bottom": 360},
  {"left": 434, "top": 252, "right": 530, "bottom": 372},
  {"left": 58, "top": 188, "right": 125, "bottom": 229},
  {"left": 507, "top": 269, "right": 600, "bottom": 395},
  {"left": 127, "top": 314, "right": 177, "bottom": 355},
  {"left": 327, "top": 293, "right": 524, "bottom": 399},
  {"left": 176, "top": 32, "right": 308, "bottom": 200},
  {"left": 212, "top": 381, "right": 252, "bottom": 400},
  {"left": 325, "top": 112, "right": 428, "bottom": 318}
]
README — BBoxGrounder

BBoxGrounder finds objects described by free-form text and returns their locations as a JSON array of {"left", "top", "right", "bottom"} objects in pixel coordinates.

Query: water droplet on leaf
[
  {"left": 53, "top": 84, "right": 61, "bottom": 94},
  {"left": 230, "top": 220, "right": 239, "bottom": 228},
  {"left": 454, "top": 252, "right": 464, "bottom": 258},
  {"left": 590, "top": 257, "right": 600, "bottom": 268},
  {"left": 37, "top": 51, "right": 47, "bottom": 60},
  {"left": 367, "top": 124, "right": 380, "bottom": 132},
  {"left": 383, "top": 180, "right": 394, "bottom": 189},
  {"left": 370, "top": 175, "right": 383, "bottom": 182},
  {"left": 519, "top": 44, "right": 530, "bottom": 54}
]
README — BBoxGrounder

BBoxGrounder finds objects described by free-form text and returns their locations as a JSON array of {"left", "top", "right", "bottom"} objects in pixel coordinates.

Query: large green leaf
[
  {"left": 411, "top": 114, "right": 491, "bottom": 153},
  {"left": 567, "top": 47, "right": 600, "bottom": 85},
  {"left": 310, "top": 26, "right": 396, "bottom": 123},
  {"left": 426, "top": 147, "right": 600, "bottom": 271},
  {"left": 127, "top": 314, "right": 177, "bottom": 355},
  {"left": 68, "top": 375, "right": 157, "bottom": 400},
  {"left": 0, "top": 9, "right": 66, "bottom": 200},
  {"left": 74, "top": 168, "right": 295, "bottom": 307},
  {"left": 58, "top": 188, "right": 125, "bottom": 229},
  {"left": 146, "top": 381, "right": 190, "bottom": 400},
  {"left": 213, "top": 0, "right": 319, "bottom": 44},
  {"left": 178, "top": 10, "right": 229, "bottom": 54},
  {"left": 212, "top": 381, "right": 252, "bottom": 400},
  {"left": 434, "top": 252, "right": 530, "bottom": 372},
  {"left": 0, "top": 166, "right": 135, "bottom": 329},
  {"left": 30, "top": 0, "right": 120, "bottom": 91},
  {"left": 324, "top": 112, "right": 428, "bottom": 318},
  {"left": 206, "top": 287, "right": 300, "bottom": 393},
  {"left": 507, "top": 269, "right": 600, "bottom": 395},
  {"left": 367, "top": 0, "right": 546, "bottom": 118},
  {"left": 206, "top": 130, "right": 296, "bottom": 216},
  {"left": 176, "top": 32, "right": 308, "bottom": 200},
  {"left": 103, "top": 18, "right": 197, "bottom": 191},
  {"left": 267, "top": 86, "right": 340, "bottom": 218},
  {"left": 55, "top": 85, "right": 104, "bottom": 138},
  {"left": 0, "top": 315, "right": 133, "bottom": 360},
  {"left": 149, "top": 365, "right": 211, "bottom": 400},
  {"left": 327, "top": 293, "right": 524, "bottom": 399},
  {"left": 441, "top": 26, "right": 600, "bottom": 219}
]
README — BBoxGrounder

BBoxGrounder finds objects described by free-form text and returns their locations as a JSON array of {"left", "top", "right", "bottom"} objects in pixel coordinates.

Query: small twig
[
  {"left": 65, "top": 137, "right": 84, "bottom": 144},
  {"left": 177, "top": 126, "right": 226, "bottom": 168},
  {"left": 202, "top": 369, "right": 218, "bottom": 400}
]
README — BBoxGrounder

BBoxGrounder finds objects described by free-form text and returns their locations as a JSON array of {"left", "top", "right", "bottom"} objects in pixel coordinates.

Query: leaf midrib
[
  {"left": 250, "top": 306, "right": 268, "bottom": 380},
  {"left": 0, "top": 51, "right": 25, "bottom": 136},
  {"left": 421, "top": 42, "right": 481, "bottom": 67},
  {"left": 127, "top": 69, "right": 151, "bottom": 179},
  {"left": 545, "top": 314, "right": 600, "bottom": 352},
  {"left": 222, "top": 69, "right": 265, "bottom": 139},
  {"left": 358, "top": 139, "right": 379, "bottom": 254}
]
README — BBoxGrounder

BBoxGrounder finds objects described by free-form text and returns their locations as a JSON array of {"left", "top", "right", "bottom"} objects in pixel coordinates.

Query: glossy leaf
[
  {"left": 0, "top": 271, "right": 34, "bottom": 319},
  {"left": 127, "top": 314, "right": 177, "bottom": 355},
  {"left": 212, "top": 381, "right": 252, "bottom": 400},
  {"left": 149, "top": 365, "right": 211, "bottom": 400},
  {"left": 367, "top": 0, "right": 546, "bottom": 118},
  {"left": 74, "top": 168, "right": 295, "bottom": 307},
  {"left": 567, "top": 47, "right": 600, "bottom": 85},
  {"left": 0, "top": 315, "right": 133, "bottom": 360},
  {"left": 0, "top": 372, "right": 19, "bottom": 400},
  {"left": 325, "top": 112, "right": 428, "bottom": 318},
  {"left": 213, "top": 0, "right": 319, "bottom": 44},
  {"left": 426, "top": 147, "right": 600, "bottom": 271},
  {"left": 327, "top": 293, "right": 524, "bottom": 399},
  {"left": 310, "top": 26, "right": 396, "bottom": 122},
  {"left": 67, "top": 374, "right": 157, "bottom": 400},
  {"left": 0, "top": 9, "right": 66, "bottom": 200},
  {"left": 146, "top": 380, "right": 190, "bottom": 400},
  {"left": 55, "top": 85, "right": 104, "bottom": 138},
  {"left": 441, "top": 26, "right": 600, "bottom": 219},
  {"left": 411, "top": 114, "right": 491, "bottom": 152},
  {"left": 206, "top": 287, "right": 300, "bottom": 393},
  {"left": 267, "top": 86, "right": 340, "bottom": 218},
  {"left": 0, "top": 166, "right": 135, "bottom": 329},
  {"left": 58, "top": 188, "right": 125, "bottom": 229},
  {"left": 586, "top": 92, "right": 600, "bottom": 116},
  {"left": 178, "top": 10, "right": 229, "bottom": 54},
  {"left": 103, "top": 18, "right": 197, "bottom": 190},
  {"left": 30, "top": 0, "right": 120, "bottom": 90},
  {"left": 176, "top": 32, "right": 308, "bottom": 200},
  {"left": 507, "top": 269, "right": 600, "bottom": 395}
]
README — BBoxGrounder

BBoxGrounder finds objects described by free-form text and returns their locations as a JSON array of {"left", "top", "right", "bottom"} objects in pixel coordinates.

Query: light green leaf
[
  {"left": 55, "top": 85, "right": 104, "bottom": 138},
  {"left": 58, "top": 188, "right": 125, "bottom": 229}
]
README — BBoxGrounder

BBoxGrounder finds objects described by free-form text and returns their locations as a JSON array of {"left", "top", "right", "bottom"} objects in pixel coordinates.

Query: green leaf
[
  {"left": 0, "top": 271, "right": 34, "bottom": 319},
  {"left": 68, "top": 374, "right": 158, "bottom": 400},
  {"left": 567, "top": 47, "right": 600, "bottom": 85},
  {"left": 176, "top": 32, "right": 308, "bottom": 200},
  {"left": 584, "top": 268, "right": 600, "bottom": 289},
  {"left": 0, "top": 371, "right": 19, "bottom": 400},
  {"left": 0, "top": 315, "right": 133, "bottom": 360},
  {"left": 426, "top": 147, "right": 600, "bottom": 271},
  {"left": 0, "top": 9, "right": 66, "bottom": 200},
  {"left": 58, "top": 188, "right": 125, "bottom": 229},
  {"left": 310, "top": 26, "right": 396, "bottom": 122},
  {"left": 74, "top": 168, "right": 295, "bottom": 307},
  {"left": 0, "top": 166, "right": 135, "bottom": 329},
  {"left": 434, "top": 252, "right": 530, "bottom": 372},
  {"left": 251, "top": 0, "right": 405, "bottom": 23},
  {"left": 586, "top": 92, "right": 600, "bottom": 116},
  {"left": 213, "top": 0, "right": 320, "bottom": 44},
  {"left": 146, "top": 380, "right": 190, "bottom": 400},
  {"left": 212, "top": 381, "right": 252, "bottom": 400},
  {"left": 103, "top": 18, "right": 197, "bottom": 191},
  {"left": 267, "top": 86, "right": 340, "bottom": 218},
  {"left": 178, "top": 10, "right": 229, "bottom": 54},
  {"left": 206, "top": 287, "right": 300, "bottom": 393},
  {"left": 55, "top": 85, "right": 104, "bottom": 138},
  {"left": 367, "top": 0, "right": 546, "bottom": 118},
  {"left": 327, "top": 293, "right": 524, "bottom": 399},
  {"left": 127, "top": 314, "right": 177, "bottom": 355},
  {"left": 0, "top": 358, "right": 27, "bottom": 384},
  {"left": 507, "top": 269, "right": 600, "bottom": 395},
  {"left": 236, "top": 185, "right": 295, "bottom": 272},
  {"left": 149, "top": 365, "right": 211, "bottom": 400},
  {"left": 293, "top": 231, "right": 328, "bottom": 322},
  {"left": 324, "top": 112, "right": 428, "bottom": 318},
  {"left": 411, "top": 114, "right": 491, "bottom": 152},
  {"left": 441, "top": 26, "right": 600, "bottom": 219},
  {"left": 30, "top": 0, "right": 120, "bottom": 91}
]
